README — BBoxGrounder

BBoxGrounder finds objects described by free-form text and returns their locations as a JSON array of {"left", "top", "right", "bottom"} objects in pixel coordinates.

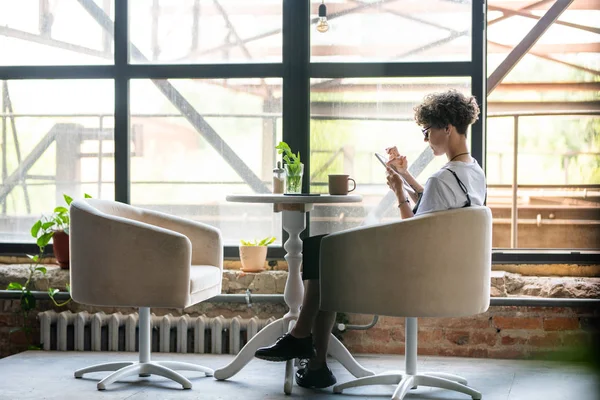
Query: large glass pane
[
  {"left": 487, "top": 114, "right": 600, "bottom": 249},
  {"left": 0, "top": 80, "right": 114, "bottom": 243},
  {"left": 309, "top": 77, "right": 471, "bottom": 234},
  {"left": 130, "top": 78, "right": 283, "bottom": 246},
  {"left": 129, "top": 0, "right": 282, "bottom": 64},
  {"left": 310, "top": 0, "right": 472, "bottom": 62},
  {"left": 0, "top": 1, "right": 114, "bottom": 66},
  {"left": 487, "top": 0, "right": 600, "bottom": 249}
]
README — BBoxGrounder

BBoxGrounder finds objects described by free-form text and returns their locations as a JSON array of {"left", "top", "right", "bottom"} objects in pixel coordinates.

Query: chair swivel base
[
  {"left": 74, "top": 360, "right": 214, "bottom": 390},
  {"left": 333, "top": 370, "right": 482, "bottom": 400}
]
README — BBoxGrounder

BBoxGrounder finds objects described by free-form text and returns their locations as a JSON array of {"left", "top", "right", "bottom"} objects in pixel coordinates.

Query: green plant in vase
[{"left": 275, "top": 141, "right": 304, "bottom": 194}]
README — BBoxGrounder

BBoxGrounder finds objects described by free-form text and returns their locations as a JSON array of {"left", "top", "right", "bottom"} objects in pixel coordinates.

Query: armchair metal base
[
  {"left": 333, "top": 318, "right": 482, "bottom": 400},
  {"left": 334, "top": 371, "right": 480, "bottom": 400},
  {"left": 74, "top": 307, "right": 213, "bottom": 390},
  {"left": 75, "top": 360, "right": 214, "bottom": 390}
]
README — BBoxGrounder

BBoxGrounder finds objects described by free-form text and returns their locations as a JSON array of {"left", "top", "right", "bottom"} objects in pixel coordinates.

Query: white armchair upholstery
[
  {"left": 70, "top": 199, "right": 223, "bottom": 390},
  {"left": 320, "top": 206, "right": 492, "bottom": 400}
]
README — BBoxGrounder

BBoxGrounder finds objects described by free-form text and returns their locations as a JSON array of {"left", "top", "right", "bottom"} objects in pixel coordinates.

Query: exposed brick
[
  {"left": 0, "top": 314, "right": 17, "bottom": 328},
  {"left": 470, "top": 330, "right": 498, "bottom": 346},
  {"left": 365, "top": 327, "right": 391, "bottom": 343},
  {"left": 2, "top": 300, "right": 21, "bottom": 313},
  {"left": 468, "top": 348, "right": 489, "bottom": 358},
  {"left": 493, "top": 316, "right": 542, "bottom": 330},
  {"left": 578, "top": 317, "right": 600, "bottom": 331},
  {"left": 500, "top": 331, "right": 528, "bottom": 345},
  {"left": 543, "top": 317, "right": 580, "bottom": 331},
  {"left": 419, "top": 329, "right": 444, "bottom": 343},
  {"left": 438, "top": 347, "right": 472, "bottom": 357},
  {"left": 421, "top": 317, "right": 491, "bottom": 330},
  {"left": 528, "top": 332, "right": 562, "bottom": 348},
  {"left": 445, "top": 330, "right": 470, "bottom": 346},
  {"left": 390, "top": 328, "right": 405, "bottom": 342},
  {"left": 526, "top": 307, "right": 574, "bottom": 317},
  {"left": 561, "top": 331, "right": 592, "bottom": 348},
  {"left": 417, "top": 347, "right": 439, "bottom": 356}
]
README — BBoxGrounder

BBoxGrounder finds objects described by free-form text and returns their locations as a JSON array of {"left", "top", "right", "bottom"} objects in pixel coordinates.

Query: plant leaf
[
  {"left": 37, "top": 232, "right": 54, "bottom": 249},
  {"left": 84, "top": 193, "right": 92, "bottom": 198},
  {"left": 48, "top": 288, "right": 59, "bottom": 297},
  {"left": 7, "top": 282, "right": 23, "bottom": 290},
  {"left": 27, "top": 254, "right": 39, "bottom": 262},
  {"left": 54, "top": 206, "right": 68, "bottom": 214},
  {"left": 35, "top": 266, "right": 47, "bottom": 274},
  {"left": 66, "top": 283, "right": 71, "bottom": 293},
  {"left": 41, "top": 221, "right": 55, "bottom": 230},
  {"left": 63, "top": 194, "right": 73, "bottom": 205},
  {"left": 30, "top": 220, "right": 42, "bottom": 238}
]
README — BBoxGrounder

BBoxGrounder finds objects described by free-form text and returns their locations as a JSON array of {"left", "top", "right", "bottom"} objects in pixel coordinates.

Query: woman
[{"left": 254, "top": 89, "right": 487, "bottom": 390}]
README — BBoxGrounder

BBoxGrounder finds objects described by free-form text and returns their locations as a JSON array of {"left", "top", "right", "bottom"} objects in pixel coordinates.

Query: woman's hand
[
  {"left": 386, "top": 166, "right": 407, "bottom": 200},
  {"left": 386, "top": 155, "right": 408, "bottom": 175}
]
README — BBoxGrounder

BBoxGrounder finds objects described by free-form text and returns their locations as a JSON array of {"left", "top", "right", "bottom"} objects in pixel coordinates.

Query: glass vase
[{"left": 284, "top": 163, "right": 304, "bottom": 194}]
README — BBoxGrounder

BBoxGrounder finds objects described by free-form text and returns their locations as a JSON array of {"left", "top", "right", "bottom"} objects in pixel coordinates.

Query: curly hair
[{"left": 413, "top": 90, "right": 480, "bottom": 136}]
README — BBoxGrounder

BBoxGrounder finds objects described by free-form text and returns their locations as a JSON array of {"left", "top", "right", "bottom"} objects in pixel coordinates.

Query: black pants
[{"left": 301, "top": 234, "right": 328, "bottom": 281}]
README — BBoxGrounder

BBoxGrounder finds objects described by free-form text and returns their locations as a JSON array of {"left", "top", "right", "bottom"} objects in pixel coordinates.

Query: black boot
[
  {"left": 254, "top": 333, "right": 316, "bottom": 362},
  {"left": 295, "top": 360, "right": 337, "bottom": 389}
]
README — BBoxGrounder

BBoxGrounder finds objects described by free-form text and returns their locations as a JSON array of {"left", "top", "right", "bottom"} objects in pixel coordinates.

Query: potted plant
[
  {"left": 31, "top": 193, "right": 91, "bottom": 269},
  {"left": 239, "top": 236, "right": 276, "bottom": 272},
  {"left": 276, "top": 141, "right": 303, "bottom": 194}
]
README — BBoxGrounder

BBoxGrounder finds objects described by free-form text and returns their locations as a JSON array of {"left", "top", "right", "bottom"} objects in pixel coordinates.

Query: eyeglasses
[{"left": 421, "top": 126, "right": 431, "bottom": 140}]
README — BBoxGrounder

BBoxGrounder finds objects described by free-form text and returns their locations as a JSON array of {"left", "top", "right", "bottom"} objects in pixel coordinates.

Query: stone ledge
[{"left": 1, "top": 264, "right": 599, "bottom": 299}]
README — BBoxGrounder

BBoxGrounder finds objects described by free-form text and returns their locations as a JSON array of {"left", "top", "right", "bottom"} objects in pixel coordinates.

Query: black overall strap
[{"left": 443, "top": 168, "right": 471, "bottom": 207}]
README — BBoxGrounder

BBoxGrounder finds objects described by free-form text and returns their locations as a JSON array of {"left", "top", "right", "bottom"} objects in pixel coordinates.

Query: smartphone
[{"left": 374, "top": 152, "right": 415, "bottom": 195}]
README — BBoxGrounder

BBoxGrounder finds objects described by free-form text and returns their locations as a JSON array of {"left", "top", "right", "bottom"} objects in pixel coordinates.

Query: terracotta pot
[
  {"left": 239, "top": 246, "right": 268, "bottom": 272},
  {"left": 52, "top": 230, "right": 70, "bottom": 269}
]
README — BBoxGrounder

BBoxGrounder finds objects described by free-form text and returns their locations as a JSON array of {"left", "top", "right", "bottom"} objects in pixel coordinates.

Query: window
[
  {"left": 2, "top": 1, "right": 594, "bottom": 261},
  {"left": 486, "top": 0, "right": 600, "bottom": 251},
  {"left": 129, "top": 78, "right": 283, "bottom": 245},
  {"left": 0, "top": 79, "right": 114, "bottom": 243}
]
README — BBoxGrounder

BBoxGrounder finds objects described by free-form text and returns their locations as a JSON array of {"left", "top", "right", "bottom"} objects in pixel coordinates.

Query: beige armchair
[
  {"left": 69, "top": 199, "right": 223, "bottom": 390},
  {"left": 320, "top": 206, "right": 492, "bottom": 400}
]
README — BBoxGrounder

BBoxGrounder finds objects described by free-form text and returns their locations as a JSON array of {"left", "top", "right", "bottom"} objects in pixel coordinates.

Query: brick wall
[
  {"left": 0, "top": 299, "right": 54, "bottom": 358},
  {"left": 2, "top": 299, "right": 598, "bottom": 362},
  {"left": 341, "top": 306, "right": 600, "bottom": 361}
]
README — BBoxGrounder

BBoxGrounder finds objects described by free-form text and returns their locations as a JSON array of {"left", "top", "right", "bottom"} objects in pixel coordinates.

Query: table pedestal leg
[
  {"left": 214, "top": 211, "right": 306, "bottom": 396},
  {"left": 282, "top": 211, "right": 305, "bottom": 327}
]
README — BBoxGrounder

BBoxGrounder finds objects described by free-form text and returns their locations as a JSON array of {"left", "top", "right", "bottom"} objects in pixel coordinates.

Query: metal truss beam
[
  {"left": 77, "top": 0, "right": 270, "bottom": 194},
  {"left": 488, "top": 0, "right": 575, "bottom": 95}
]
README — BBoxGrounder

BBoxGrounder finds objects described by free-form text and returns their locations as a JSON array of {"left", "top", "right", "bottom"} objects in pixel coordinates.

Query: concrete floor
[{"left": 0, "top": 351, "right": 598, "bottom": 400}]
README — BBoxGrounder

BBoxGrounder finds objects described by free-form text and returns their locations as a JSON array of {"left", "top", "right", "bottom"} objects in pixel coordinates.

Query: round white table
[{"left": 213, "top": 194, "right": 373, "bottom": 394}]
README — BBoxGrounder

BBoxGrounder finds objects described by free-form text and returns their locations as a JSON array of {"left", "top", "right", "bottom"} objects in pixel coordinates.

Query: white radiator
[{"left": 38, "top": 310, "right": 275, "bottom": 354}]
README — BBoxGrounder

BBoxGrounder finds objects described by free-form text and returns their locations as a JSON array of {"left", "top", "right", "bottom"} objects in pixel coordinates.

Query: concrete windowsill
[{"left": 0, "top": 263, "right": 599, "bottom": 299}]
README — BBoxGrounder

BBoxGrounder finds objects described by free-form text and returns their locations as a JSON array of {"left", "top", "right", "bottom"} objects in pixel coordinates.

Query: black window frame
[{"left": 0, "top": 0, "right": 597, "bottom": 265}]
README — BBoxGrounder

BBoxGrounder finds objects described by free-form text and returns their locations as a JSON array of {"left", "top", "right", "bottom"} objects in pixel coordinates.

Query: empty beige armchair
[
  {"left": 320, "top": 206, "right": 492, "bottom": 400},
  {"left": 69, "top": 199, "right": 223, "bottom": 390}
]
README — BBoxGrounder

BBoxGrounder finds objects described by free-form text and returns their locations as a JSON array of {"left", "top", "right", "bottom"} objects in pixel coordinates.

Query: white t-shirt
[{"left": 415, "top": 159, "right": 487, "bottom": 216}]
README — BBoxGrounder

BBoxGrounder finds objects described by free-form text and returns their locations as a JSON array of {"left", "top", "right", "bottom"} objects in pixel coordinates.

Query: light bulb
[
  {"left": 316, "top": 17, "right": 329, "bottom": 33},
  {"left": 317, "top": 2, "right": 329, "bottom": 33}
]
